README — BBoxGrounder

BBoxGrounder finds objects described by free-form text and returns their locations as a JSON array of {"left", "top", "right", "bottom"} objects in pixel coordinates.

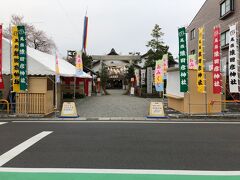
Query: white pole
[
  {"left": 55, "top": 52, "right": 58, "bottom": 117},
  {"left": 9, "top": 24, "right": 13, "bottom": 113}
]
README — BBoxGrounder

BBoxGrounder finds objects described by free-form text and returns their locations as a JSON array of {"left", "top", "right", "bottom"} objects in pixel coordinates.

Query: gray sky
[{"left": 0, "top": 0, "right": 205, "bottom": 57}]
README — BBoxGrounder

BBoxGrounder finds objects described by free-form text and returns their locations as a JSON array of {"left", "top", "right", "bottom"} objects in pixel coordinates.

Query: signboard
[
  {"left": 148, "top": 102, "right": 165, "bottom": 118},
  {"left": 0, "top": 25, "right": 4, "bottom": 89},
  {"left": 197, "top": 27, "right": 205, "bottom": 93},
  {"left": 178, "top": 27, "right": 188, "bottom": 92},
  {"left": 147, "top": 67, "right": 153, "bottom": 94},
  {"left": 141, "top": 69, "right": 146, "bottom": 85},
  {"left": 60, "top": 102, "right": 78, "bottom": 118},
  {"left": 212, "top": 26, "right": 222, "bottom": 94},
  {"left": 228, "top": 24, "right": 239, "bottom": 93}
]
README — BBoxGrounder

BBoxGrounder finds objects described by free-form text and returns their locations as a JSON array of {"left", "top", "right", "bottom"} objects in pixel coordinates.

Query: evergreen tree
[
  {"left": 145, "top": 24, "right": 177, "bottom": 68},
  {"left": 100, "top": 64, "right": 109, "bottom": 95},
  {"left": 82, "top": 52, "right": 92, "bottom": 69}
]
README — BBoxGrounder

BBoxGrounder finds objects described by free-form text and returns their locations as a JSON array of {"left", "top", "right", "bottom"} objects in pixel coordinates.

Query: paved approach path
[{"left": 76, "top": 89, "right": 161, "bottom": 117}]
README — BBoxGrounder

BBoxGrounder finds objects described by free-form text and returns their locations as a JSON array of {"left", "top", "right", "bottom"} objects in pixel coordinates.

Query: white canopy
[{"left": 2, "top": 38, "right": 92, "bottom": 79}]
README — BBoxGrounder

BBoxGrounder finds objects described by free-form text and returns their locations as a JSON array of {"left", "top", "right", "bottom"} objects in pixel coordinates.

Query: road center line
[
  {"left": 0, "top": 131, "right": 53, "bottom": 167},
  {"left": 0, "top": 168, "right": 240, "bottom": 176},
  {"left": 0, "top": 122, "right": 7, "bottom": 126}
]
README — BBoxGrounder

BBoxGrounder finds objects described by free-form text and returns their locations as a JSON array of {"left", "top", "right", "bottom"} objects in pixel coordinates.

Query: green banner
[
  {"left": 178, "top": 27, "right": 188, "bottom": 92},
  {"left": 17, "top": 26, "right": 27, "bottom": 91}
]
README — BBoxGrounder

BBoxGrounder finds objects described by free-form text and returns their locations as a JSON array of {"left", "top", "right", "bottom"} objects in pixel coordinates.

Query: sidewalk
[{"left": 1, "top": 113, "right": 240, "bottom": 121}]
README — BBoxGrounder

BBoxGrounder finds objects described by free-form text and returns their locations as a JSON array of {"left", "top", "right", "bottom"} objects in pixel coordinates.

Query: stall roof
[{"left": 2, "top": 38, "right": 92, "bottom": 79}]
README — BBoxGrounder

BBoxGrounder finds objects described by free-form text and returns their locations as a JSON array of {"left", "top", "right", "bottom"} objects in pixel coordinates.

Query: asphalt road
[{"left": 0, "top": 121, "right": 240, "bottom": 170}]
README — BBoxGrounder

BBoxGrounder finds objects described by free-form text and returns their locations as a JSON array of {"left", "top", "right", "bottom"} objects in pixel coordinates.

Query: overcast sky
[{"left": 0, "top": 0, "right": 205, "bottom": 57}]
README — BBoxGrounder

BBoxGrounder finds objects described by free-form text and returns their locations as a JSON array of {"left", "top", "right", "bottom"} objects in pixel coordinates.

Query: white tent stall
[{"left": 1, "top": 38, "right": 92, "bottom": 115}]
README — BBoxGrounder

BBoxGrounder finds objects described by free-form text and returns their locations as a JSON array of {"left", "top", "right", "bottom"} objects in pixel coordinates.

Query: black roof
[{"left": 108, "top": 48, "right": 119, "bottom": 55}]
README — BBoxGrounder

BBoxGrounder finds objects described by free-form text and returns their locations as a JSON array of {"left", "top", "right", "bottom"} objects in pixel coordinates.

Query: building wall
[
  {"left": 187, "top": 0, "right": 240, "bottom": 68},
  {"left": 167, "top": 70, "right": 222, "bottom": 114},
  {"left": 28, "top": 77, "right": 47, "bottom": 93}
]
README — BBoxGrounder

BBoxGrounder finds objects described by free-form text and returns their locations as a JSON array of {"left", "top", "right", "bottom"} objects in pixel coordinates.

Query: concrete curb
[{"left": 0, "top": 115, "right": 240, "bottom": 122}]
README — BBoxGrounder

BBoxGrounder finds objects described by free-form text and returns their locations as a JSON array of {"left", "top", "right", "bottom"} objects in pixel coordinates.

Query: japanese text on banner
[
  {"left": 56, "top": 54, "right": 60, "bottom": 83},
  {"left": 155, "top": 59, "right": 164, "bottom": 92},
  {"left": 18, "top": 26, "right": 28, "bottom": 91},
  {"left": 76, "top": 51, "right": 83, "bottom": 76},
  {"left": 141, "top": 69, "right": 146, "bottom": 85},
  {"left": 12, "top": 26, "right": 20, "bottom": 92},
  {"left": 135, "top": 69, "right": 140, "bottom": 87},
  {"left": 212, "top": 26, "right": 222, "bottom": 94},
  {"left": 178, "top": 27, "right": 188, "bottom": 92},
  {"left": 163, "top": 54, "right": 168, "bottom": 80},
  {"left": 228, "top": 24, "right": 239, "bottom": 93},
  {"left": 197, "top": 27, "right": 205, "bottom": 93}
]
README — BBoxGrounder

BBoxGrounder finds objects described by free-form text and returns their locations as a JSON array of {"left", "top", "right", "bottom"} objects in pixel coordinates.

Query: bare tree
[{"left": 3, "top": 14, "right": 57, "bottom": 54}]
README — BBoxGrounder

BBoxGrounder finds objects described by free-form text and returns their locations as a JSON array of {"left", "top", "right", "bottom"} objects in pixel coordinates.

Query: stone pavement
[{"left": 76, "top": 89, "right": 163, "bottom": 117}]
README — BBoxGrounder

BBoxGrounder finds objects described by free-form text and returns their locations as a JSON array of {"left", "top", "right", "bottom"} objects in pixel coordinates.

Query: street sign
[
  {"left": 148, "top": 102, "right": 165, "bottom": 118},
  {"left": 60, "top": 102, "right": 78, "bottom": 118}
]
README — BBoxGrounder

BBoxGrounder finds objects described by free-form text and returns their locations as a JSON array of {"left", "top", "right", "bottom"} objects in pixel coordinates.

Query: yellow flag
[
  {"left": 12, "top": 26, "right": 20, "bottom": 92},
  {"left": 197, "top": 27, "right": 205, "bottom": 93}
]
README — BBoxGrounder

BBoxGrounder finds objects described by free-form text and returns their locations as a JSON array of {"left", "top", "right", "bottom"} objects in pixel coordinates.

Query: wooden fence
[{"left": 16, "top": 93, "right": 45, "bottom": 114}]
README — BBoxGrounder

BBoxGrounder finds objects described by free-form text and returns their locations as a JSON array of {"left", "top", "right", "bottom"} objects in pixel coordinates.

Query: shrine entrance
[
  {"left": 92, "top": 48, "right": 141, "bottom": 90},
  {"left": 107, "top": 79, "right": 123, "bottom": 89}
]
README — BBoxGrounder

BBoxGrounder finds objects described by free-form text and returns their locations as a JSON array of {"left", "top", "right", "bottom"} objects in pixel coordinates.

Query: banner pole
[
  {"left": 55, "top": 53, "right": 58, "bottom": 117},
  {"left": 204, "top": 27, "right": 208, "bottom": 116},
  {"left": 188, "top": 91, "right": 190, "bottom": 115},
  {"left": 162, "top": 78, "right": 165, "bottom": 104},
  {"left": 73, "top": 76, "right": 76, "bottom": 101},
  {"left": 205, "top": 81, "right": 208, "bottom": 116},
  {"left": 9, "top": 23, "right": 13, "bottom": 113}
]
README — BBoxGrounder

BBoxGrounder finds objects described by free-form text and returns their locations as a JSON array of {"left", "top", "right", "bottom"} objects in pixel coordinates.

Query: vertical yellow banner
[
  {"left": 12, "top": 26, "right": 20, "bottom": 92},
  {"left": 197, "top": 27, "right": 205, "bottom": 93}
]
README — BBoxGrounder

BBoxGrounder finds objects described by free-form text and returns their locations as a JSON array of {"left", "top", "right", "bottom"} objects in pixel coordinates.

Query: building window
[
  {"left": 221, "top": 30, "right": 229, "bottom": 47},
  {"left": 190, "top": 50, "right": 195, "bottom": 55},
  {"left": 190, "top": 29, "right": 195, "bottom": 40},
  {"left": 220, "top": 0, "right": 234, "bottom": 18}
]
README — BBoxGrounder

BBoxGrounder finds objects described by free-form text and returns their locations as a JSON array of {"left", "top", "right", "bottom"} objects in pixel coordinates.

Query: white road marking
[
  {"left": 0, "top": 168, "right": 239, "bottom": 176},
  {"left": 12, "top": 121, "right": 240, "bottom": 124},
  {"left": 0, "top": 122, "right": 7, "bottom": 126},
  {"left": 0, "top": 131, "right": 53, "bottom": 167}
]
